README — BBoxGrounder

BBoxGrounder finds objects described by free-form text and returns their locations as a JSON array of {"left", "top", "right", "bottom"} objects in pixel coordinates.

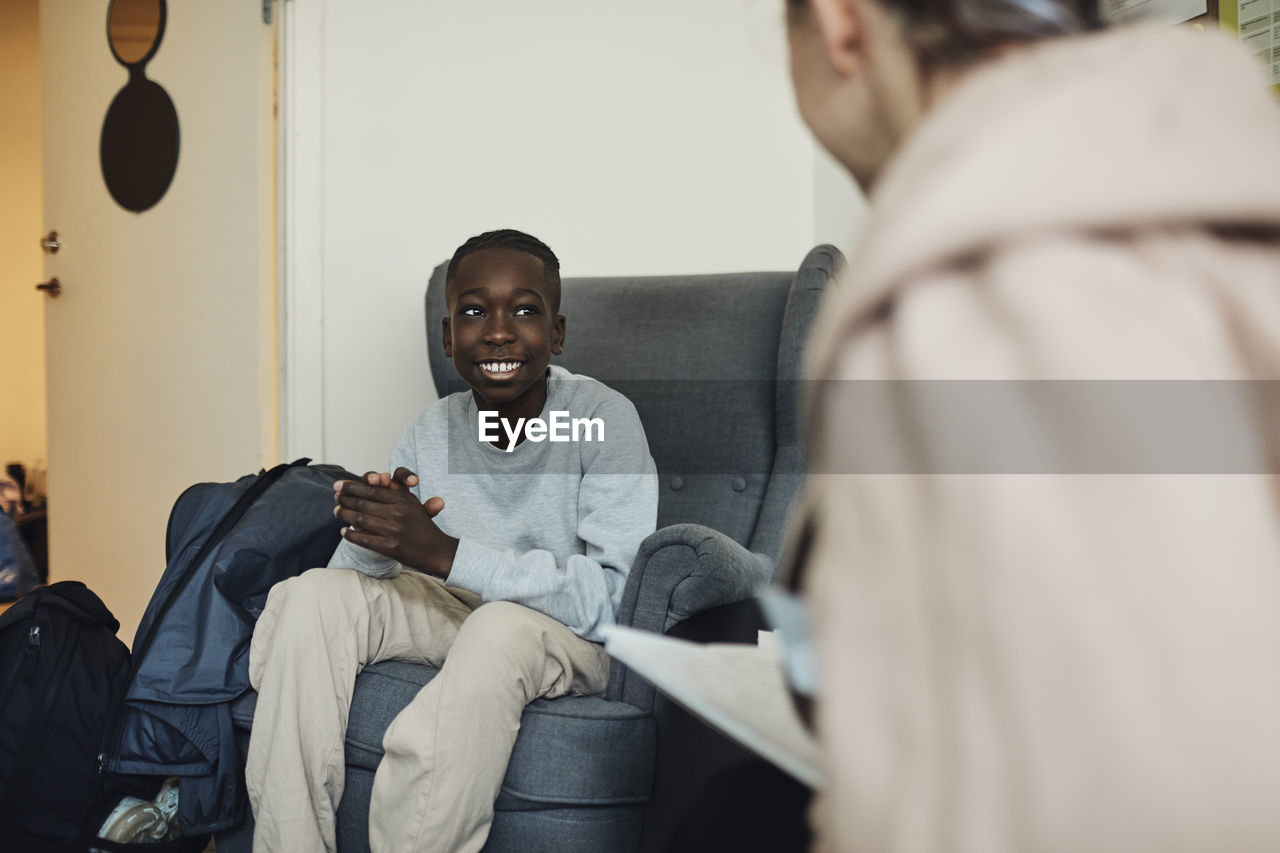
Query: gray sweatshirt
[{"left": 328, "top": 366, "right": 659, "bottom": 642}]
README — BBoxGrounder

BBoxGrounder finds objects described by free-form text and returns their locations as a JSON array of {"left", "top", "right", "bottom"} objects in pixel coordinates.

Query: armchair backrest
[{"left": 424, "top": 245, "right": 842, "bottom": 563}]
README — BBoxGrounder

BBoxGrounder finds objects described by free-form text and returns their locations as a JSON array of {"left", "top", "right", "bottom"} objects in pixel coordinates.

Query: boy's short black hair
[{"left": 446, "top": 229, "right": 562, "bottom": 312}]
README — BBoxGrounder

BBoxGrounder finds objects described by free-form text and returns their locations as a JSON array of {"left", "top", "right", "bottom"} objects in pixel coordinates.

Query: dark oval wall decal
[{"left": 101, "top": 0, "right": 179, "bottom": 213}]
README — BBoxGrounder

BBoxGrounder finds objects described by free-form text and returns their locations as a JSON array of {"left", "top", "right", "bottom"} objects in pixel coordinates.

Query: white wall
[
  {"left": 283, "top": 0, "right": 867, "bottom": 472},
  {"left": 814, "top": 145, "right": 869, "bottom": 261}
]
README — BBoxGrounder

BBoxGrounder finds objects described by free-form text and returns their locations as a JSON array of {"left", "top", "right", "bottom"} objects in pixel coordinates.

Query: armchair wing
[{"left": 609, "top": 524, "right": 774, "bottom": 708}]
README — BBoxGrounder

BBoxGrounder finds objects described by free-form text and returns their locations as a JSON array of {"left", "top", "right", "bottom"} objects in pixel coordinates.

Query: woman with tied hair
[{"left": 784, "top": 0, "right": 1280, "bottom": 850}]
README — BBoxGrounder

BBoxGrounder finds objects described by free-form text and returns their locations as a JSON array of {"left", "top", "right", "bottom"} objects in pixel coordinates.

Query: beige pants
[{"left": 245, "top": 568, "right": 610, "bottom": 853}]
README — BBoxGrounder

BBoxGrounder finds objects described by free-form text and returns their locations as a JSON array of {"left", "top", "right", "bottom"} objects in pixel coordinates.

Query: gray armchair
[{"left": 217, "top": 245, "right": 841, "bottom": 852}]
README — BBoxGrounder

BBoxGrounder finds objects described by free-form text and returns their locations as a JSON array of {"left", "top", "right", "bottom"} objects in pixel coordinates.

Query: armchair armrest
[{"left": 607, "top": 524, "right": 774, "bottom": 707}]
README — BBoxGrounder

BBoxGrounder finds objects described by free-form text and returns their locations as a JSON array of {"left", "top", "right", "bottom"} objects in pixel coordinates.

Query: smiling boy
[{"left": 244, "top": 229, "right": 658, "bottom": 853}]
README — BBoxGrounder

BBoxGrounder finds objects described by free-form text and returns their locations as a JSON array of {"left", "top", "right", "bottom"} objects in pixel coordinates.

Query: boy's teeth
[{"left": 481, "top": 361, "right": 520, "bottom": 373}]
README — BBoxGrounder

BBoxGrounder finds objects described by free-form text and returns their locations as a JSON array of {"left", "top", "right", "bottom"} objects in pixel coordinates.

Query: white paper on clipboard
[{"left": 603, "top": 625, "right": 823, "bottom": 789}]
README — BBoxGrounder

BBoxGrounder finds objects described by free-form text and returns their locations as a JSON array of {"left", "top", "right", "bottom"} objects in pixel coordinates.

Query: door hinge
[{"left": 263, "top": 0, "right": 273, "bottom": 25}]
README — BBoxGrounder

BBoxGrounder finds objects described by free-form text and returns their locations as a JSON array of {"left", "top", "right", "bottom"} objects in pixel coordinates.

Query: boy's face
[{"left": 442, "top": 247, "right": 565, "bottom": 413}]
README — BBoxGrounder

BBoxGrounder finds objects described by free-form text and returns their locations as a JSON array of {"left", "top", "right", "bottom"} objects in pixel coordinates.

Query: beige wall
[
  {"left": 38, "top": 2, "right": 277, "bottom": 644},
  {"left": 0, "top": 0, "right": 46, "bottom": 485}
]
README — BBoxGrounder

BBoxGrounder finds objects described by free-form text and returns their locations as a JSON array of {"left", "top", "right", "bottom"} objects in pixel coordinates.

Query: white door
[{"left": 40, "top": 0, "right": 277, "bottom": 644}]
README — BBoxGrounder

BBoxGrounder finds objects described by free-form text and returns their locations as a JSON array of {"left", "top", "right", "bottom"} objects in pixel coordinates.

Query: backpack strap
[
  {"left": 127, "top": 458, "right": 312, "bottom": 669},
  {"left": 200, "top": 458, "right": 312, "bottom": 564}
]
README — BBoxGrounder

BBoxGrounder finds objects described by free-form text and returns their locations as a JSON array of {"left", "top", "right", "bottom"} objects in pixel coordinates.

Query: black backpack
[{"left": 0, "top": 581, "right": 130, "bottom": 852}]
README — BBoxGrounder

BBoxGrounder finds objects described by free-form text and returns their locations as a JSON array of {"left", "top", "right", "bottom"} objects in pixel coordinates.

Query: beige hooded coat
[{"left": 799, "top": 24, "right": 1280, "bottom": 853}]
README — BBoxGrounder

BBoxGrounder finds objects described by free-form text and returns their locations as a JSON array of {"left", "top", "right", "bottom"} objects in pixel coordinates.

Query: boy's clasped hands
[{"left": 333, "top": 468, "right": 459, "bottom": 578}]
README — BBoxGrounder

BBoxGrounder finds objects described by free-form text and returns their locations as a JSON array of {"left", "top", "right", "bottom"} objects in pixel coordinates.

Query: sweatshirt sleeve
[
  {"left": 326, "top": 422, "right": 420, "bottom": 579},
  {"left": 445, "top": 395, "right": 659, "bottom": 642}
]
